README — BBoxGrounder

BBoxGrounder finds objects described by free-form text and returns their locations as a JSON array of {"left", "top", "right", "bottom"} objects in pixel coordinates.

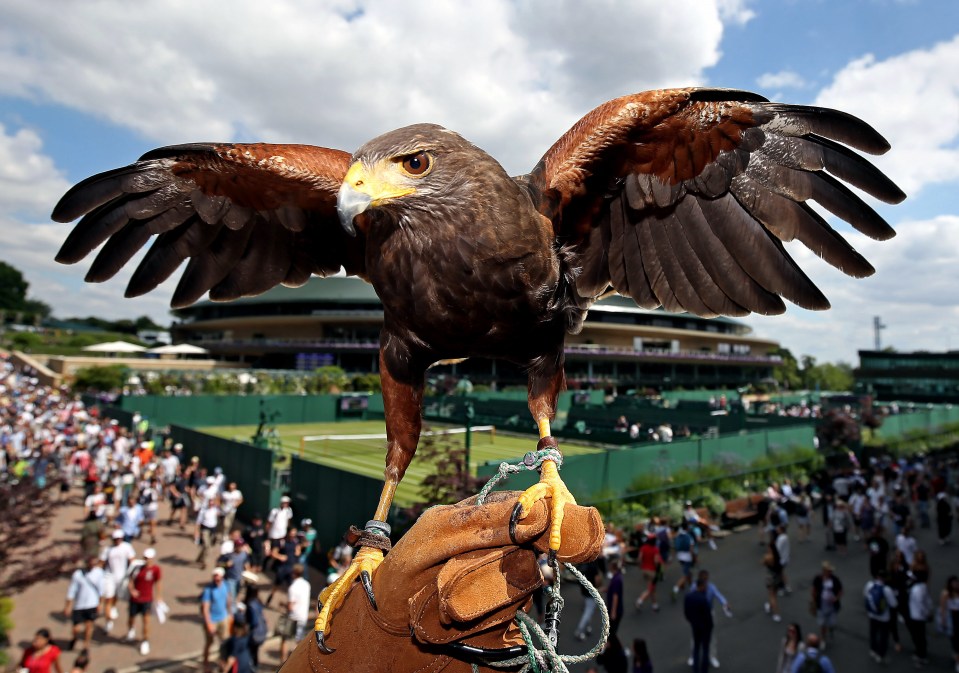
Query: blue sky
[{"left": 0, "top": 0, "right": 957, "bottom": 363}]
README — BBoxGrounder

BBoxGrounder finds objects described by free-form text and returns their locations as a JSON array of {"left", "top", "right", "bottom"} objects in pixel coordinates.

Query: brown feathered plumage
[{"left": 53, "top": 87, "right": 903, "bottom": 645}]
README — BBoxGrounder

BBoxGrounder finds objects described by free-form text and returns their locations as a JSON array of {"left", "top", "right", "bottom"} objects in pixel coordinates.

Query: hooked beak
[
  {"left": 336, "top": 160, "right": 416, "bottom": 237},
  {"left": 337, "top": 182, "right": 371, "bottom": 237}
]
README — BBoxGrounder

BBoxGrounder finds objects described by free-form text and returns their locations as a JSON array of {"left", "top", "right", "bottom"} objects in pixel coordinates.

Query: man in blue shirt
[
  {"left": 791, "top": 633, "right": 836, "bottom": 673},
  {"left": 201, "top": 567, "right": 232, "bottom": 670},
  {"left": 687, "top": 569, "right": 732, "bottom": 669},
  {"left": 116, "top": 494, "right": 144, "bottom": 542},
  {"left": 684, "top": 576, "right": 713, "bottom": 673}
]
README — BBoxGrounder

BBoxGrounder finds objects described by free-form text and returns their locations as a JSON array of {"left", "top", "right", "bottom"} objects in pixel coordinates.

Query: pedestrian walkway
[
  {"left": 8, "top": 484, "right": 958, "bottom": 672},
  {"left": 8, "top": 488, "right": 317, "bottom": 673}
]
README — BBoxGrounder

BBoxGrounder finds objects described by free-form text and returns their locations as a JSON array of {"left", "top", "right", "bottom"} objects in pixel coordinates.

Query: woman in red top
[
  {"left": 635, "top": 533, "right": 664, "bottom": 612},
  {"left": 19, "top": 628, "right": 63, "bottom": 673}
]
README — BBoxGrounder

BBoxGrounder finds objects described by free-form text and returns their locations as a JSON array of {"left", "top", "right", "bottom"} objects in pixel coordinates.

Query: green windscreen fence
[
  {"left": 167, "top": 425, "right": 277, "bottom": 520},
  {"left": 478, "top": 425, "right": 817, "bottom": 503},
  {"left": 289, "top": 456, "right": 390, "bottom": 554}
]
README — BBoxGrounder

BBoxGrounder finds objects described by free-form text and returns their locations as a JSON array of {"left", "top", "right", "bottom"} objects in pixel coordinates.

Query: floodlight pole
[{"left": 873, "top": 316, "right": 886, "bottom": 350}]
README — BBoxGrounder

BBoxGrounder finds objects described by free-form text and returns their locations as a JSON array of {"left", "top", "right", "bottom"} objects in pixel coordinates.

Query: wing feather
[
  {"left": 530, "top": 87, "right": 902, "bottom": 318},
  {"left": 53, "top": 143, "right": 363, "bottom": 307}
]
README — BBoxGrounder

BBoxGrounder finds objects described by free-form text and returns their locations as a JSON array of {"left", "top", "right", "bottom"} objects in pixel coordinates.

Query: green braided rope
[{"left": 475, "top": 447, "right": 564, "bottom": 506}]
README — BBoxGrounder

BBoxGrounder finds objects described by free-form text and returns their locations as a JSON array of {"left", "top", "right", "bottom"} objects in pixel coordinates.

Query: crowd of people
[
  {"left": 0, "top": 357, "right": 350, "bottom": 673},
  {"left": 5, "top": 352, "right": 959, "bottom": 673},
  {"left": 570, "top": 452, "right": 959, "bottom": 673}
]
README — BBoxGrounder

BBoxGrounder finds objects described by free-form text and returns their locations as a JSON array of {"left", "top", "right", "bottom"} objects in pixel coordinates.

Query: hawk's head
[{"left": 336, "top": 123, "right": 503, "bottom": 235}]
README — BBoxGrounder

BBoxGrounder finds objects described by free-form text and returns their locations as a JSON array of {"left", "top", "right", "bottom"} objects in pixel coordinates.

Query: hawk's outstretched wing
[
  {"left": 531, "top": 88, "right": 905, "bottom": 317},
  {"left": 53, "top": 143, "right": 366, "bottom": 308}
]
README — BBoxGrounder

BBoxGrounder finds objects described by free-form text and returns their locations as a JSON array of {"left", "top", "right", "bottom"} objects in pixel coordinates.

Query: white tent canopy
[
  {"left": 82, "top": 340, "right": 147, "bottom": 353},
  {"left": 147, "top": 343, "right": 210, "bottom": 355}
]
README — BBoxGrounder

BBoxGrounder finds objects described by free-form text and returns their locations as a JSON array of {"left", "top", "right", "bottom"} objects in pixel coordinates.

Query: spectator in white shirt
[{"left": 281, "top": 564, "right": 312, "bottom": 661}]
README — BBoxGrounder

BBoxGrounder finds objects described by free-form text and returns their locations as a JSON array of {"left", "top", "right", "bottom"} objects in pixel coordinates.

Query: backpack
[
  {"left": 865, "top": 582, "right": 888, "bottom": 617},
  {"left": 138, "top": 488, "right": 154, "bottom": 506},
  {"left": 674, "top": 532, "right": 692, "bottom": 553},
  {"left": 798, "top": 655, "right": 825, "bottom": 673}
]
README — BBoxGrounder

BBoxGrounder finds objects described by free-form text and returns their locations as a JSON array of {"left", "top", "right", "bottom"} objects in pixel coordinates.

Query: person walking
[
  {"left": 267, "top": 527, "right": 301, "bottom": 607},
  {"left": 573, "top": 557, "right": 604, "bottom": 641},
  {"left": 672, "top": 522, "right": 697, "bottom": 600},
  {"left": 115, "top": 494, "right": 144, "bottom": 543},
  {"left": 864, "top": 569, "right": 898, "bottom": 663},
  {"left": 100, "top": 529, "right": 135, "bottom": 632},
  {"left": 683, "top": 576, "right": 713, "bottom": 673},
  {"left": 811, "top": 561, "right": 843, "bottom": 646},
  {"left": 201, "top": 567, "right": 233, "bottom": 671},
  {"left": 775, "top": 623, "right": 804, "bottom": 673},
  {"left": 606, "top": 558, "right": 625, "bottom": 638},
  {"left": 63, "top": 557, "right": 104, "bottom": 652},
  {"left": 242, "top": 584, "right": 267, "bottom": 668},
  {"left": 195, "top": 490, "right": 221, "bottom": 569},
  {"left": 775, "top": 524, "right": 792, "bottom": 594},
  {"left": 938, "top": 575, "right": 959, "bottom": 673},
  {"left": 937, "top": 490, "right": 954, "bottom": 545},
  {"left": 219, "top": 620, "right": 254, "bottom": 673},
  {"left": 634, "top": 533, "right": 663, "bottom": 613},
  {"left": 126, "top": 548, "right": 161, "bottom": 656},
  {"left": 687, "top": 569, "right": 731, "bottom": 669},
  {"left": 790, "top": 634, "right": 835, "bottom": 673},
  {"left": 219, "top": 481, "right": 244, "bottom": 539},
  {"left": 763, "top": 538, "right": 783, "bottom": 623},
  {"left": 280, "top": 564, "right": 311, "bottom": 662},
  {"left": 906, "top": 570, "right": 934, "bottom": 666},
  {"left": 19, "top": 628, "right": 63, "bottom": 673},
  {"left": 267, "top": 496, "right": 294, "bottom": 560}
]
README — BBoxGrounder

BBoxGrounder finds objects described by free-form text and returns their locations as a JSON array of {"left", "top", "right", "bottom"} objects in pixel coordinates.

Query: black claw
[
  {"left": 315, "top": 630, "right": 335, "bottom": 654},
  {"left": 509, "top": 502, "right": 523, "bottom": 543},
  {"left": 547, "top": 548, "right": 557, "bottom": 565},
  {"left": 361, "top": 570, "right": 378, "bottom": 610}
]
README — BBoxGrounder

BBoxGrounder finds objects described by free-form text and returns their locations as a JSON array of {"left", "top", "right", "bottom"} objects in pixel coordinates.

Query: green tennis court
[{"left": 202, "top": 420, "right": 602, "bottom": 506}]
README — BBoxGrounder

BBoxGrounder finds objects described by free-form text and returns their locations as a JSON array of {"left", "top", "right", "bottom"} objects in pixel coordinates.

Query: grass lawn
[{"left": 202, "top": 419, "right": 602, "bottom": 506}]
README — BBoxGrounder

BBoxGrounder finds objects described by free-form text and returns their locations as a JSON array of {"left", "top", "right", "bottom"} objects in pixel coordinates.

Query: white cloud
[
  {"left": 716, "top": 0, "right": 757, "bottom": 25},
  {"left": 0, "top": 0, "right": 737, "bottom": 173},
  {"left": 814, "top": 34, "right": 959, "bottom": 197},
  {"left": 744, "top": 215, "right": 959, "bottom": 362},
  {"left": 0, "top": 0, "right": 744, "bottom": 326},
  {"left": 755, "top": 70, "right": 808, "bottom": 90}
]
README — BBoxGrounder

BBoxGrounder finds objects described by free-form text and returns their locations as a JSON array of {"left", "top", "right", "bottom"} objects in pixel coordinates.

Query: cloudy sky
[{"left": 1, "top": 0, "right": 957, "bottom": 365}]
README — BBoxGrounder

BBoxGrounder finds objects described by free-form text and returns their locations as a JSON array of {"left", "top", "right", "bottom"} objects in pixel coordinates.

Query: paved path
[
  {"left": 558, "top": 515, "right": 957, "bottom": 673},
  {"left": 8, "top": 490, "right": 303, "bottom": 673},
  {"left": 9, "top": 491, "right": 957, "bottom": 673}
]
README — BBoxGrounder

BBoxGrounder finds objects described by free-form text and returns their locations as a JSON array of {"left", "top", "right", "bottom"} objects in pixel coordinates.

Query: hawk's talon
[
  {"left": 314, "top": 630, "right": 335, "bottom": 654},
  {"left": 361, "top": 570, "right": 377, "bottom": 610},
  {"left": 547, "top": 548, "right": 557, "bottom": 565},
  {"left": 512, "top": 458, "right": 576, "bottom": 556},
  {"left": 313, "top": 546, "right": 384, "bottom": 648}
]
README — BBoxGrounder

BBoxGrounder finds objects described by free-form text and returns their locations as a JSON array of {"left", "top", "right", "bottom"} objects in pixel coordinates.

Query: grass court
[{"left": 202, "top": 419, "right": 602, "bottom": 506}]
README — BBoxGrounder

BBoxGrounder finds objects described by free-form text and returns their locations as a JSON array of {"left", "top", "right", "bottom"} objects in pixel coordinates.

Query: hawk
[{"left": 53, "top": 88, "right": 903, "bottom": 650}]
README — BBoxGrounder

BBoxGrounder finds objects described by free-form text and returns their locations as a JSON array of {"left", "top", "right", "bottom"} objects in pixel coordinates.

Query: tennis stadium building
[{"left": 171, "top": 277, "right": 782, "bottom": 391}]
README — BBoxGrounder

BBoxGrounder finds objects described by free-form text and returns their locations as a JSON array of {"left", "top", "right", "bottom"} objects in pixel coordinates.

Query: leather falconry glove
[{"left": 280, "top": 490, "right": 604, "bottom": 672}]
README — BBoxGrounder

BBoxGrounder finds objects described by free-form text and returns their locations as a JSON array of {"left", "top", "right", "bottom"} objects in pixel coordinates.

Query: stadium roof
[{"left": 178, "top": 275, "right": 746, "bottom": 328}]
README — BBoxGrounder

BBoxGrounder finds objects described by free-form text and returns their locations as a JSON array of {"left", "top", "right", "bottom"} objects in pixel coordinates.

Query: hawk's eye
[{"left": 401, "top": 152, "right": 431, "bottom": 176}]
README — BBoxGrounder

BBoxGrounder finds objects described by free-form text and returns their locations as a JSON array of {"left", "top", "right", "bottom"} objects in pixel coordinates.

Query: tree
[
  {"left": 771, "top": 348, "right": 802, "bottom": 390},
  {"left": 0, "top": 261, "right": 29, "bottom": 311},
  {"left": 72, "top": 364, "right": 130, "bottom": 392},
  {"left": 407, "top": 431, "right": 488, "bottom": 519},
  {"left": 0, "top": 261, "right": 51, "bottom": 321}
]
